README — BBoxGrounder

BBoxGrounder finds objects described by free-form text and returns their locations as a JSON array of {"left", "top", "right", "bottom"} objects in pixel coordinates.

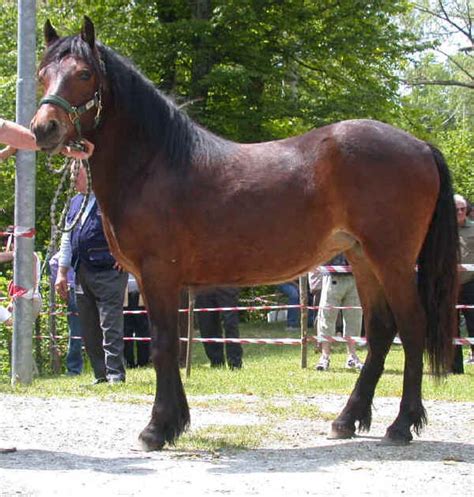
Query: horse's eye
[{"left": 79, "top": 70, "right": 92, "bottom": 81}]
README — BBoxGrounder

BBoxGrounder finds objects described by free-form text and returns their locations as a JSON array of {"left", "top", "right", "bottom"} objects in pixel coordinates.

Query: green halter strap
[{"left": 38, "top": 90, "right": 102, "bottom": 137}]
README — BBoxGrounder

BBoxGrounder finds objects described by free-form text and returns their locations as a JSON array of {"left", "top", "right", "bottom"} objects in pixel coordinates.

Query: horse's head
[{"left": 31, "top": 16, "right": 104, "bottom": 153}]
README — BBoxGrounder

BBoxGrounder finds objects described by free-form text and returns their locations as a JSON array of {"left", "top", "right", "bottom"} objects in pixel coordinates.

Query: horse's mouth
[{"left": 39, "top": 142, "right": 64, "bottom": 155}]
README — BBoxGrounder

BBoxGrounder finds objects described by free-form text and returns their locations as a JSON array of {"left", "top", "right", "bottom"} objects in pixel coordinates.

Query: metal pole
[
  {"left": 11, "top": 0, "right": 36, "bottom": 385},
  {"left": 299, "top": 275, "right": 308, "bottom": 368}
]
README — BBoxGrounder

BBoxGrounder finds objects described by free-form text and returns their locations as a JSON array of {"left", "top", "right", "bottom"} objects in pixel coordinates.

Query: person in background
[
  {"left": 277, "top": 280, "right": 315, "bottom": 330},
  {"left": 315, "top": 253, "right": 363, "bottom": 372},
  {"left": 0, "top": 117, "right": 94, "bottom": 160},
  {"left": 123, "top": 273, "right": 150, "bottom": 368},
  {"left": 308, "top": 267, "right": 322, "bottom": 326},
  {"left": 454, "top": 194, "right": 474, "bottom": 370},
  {"left": 277, "top": 281, "right": 300, "bottom": 330},
  {"left": 0, "top": 227, "right": 42, "bottom": 323},
  {"left": 50, "top": 252, "right": 83, "bottom": 376},
  {"left": 195, "top": 287, "right": 243, "bottom": 369},
  {"left": 55, "top": 165, "right": 128, "bottom": 384},
  {"left": 466, "top": 199, "right": 474, "bottom": 223}
]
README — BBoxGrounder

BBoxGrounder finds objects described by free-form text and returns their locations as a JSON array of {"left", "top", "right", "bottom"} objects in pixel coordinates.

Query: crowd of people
[{"left": 1, "top": 117, "right": 473, "bottom": 379}]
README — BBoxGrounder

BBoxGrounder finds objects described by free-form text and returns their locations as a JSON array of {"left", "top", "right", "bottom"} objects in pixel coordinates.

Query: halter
[{"left": 38, "top": 89, "right": 102, "bottom": 137}]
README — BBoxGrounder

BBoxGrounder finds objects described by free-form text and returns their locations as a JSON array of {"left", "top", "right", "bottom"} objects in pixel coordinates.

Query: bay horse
[{"left": 31, "top": 17, "right": 459, "bottom": 450}]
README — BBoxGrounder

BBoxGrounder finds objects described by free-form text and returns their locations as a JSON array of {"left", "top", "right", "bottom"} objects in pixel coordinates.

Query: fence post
[
  {"left": 299, "top": 275, "right": 308, "bottom": 368},
  {"left": 185, "top": 288, "right": 195, "bottom": 378}
]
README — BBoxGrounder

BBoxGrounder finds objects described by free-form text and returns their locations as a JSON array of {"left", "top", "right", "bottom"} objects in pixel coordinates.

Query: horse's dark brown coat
[{"left": 31, "top": 17, "right": 459, "bottom": 449}]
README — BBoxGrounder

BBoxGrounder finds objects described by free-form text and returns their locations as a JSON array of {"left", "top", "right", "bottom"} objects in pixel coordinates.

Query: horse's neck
[
  {"left": 88, "top": 107, "right": 160, "bottom": 218},
  {"left": 88, "top": 112, "right": 125, "bottom": 214}
]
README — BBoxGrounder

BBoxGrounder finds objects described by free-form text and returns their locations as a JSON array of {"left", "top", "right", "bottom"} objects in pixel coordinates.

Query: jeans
[
  {"left": 278, "top": 283, "right": 299, "bottom": 327},
  {"left": 278, "top": 282, "right": 314, "bottom": 328},
  {"left": 66, "top": 287, "right": 83, "bottom": 375}
]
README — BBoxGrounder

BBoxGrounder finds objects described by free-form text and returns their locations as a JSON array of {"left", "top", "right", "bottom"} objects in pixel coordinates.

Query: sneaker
[
  {"left": 464, "top": 355, "right": 474, "bottom": 365},
  {"left": 107, "top": 376, "right": 126, "bottom": 384},
  {"left": 92, "top": 377, "right": 107, "bottom": 385},
  {"left": 315, "top": 356, "right": 330, "bottom": 371},
  {"left": 346, "top": 356, "right": 364, "bottom": 370}
]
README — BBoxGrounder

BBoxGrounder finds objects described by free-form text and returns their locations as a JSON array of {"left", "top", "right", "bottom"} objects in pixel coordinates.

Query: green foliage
[
  {"left": 397, "top": 1, "right": 473, "bottom": 196},
  {"left": 438, "top": 126, "right": 474, "bottom": 201}
]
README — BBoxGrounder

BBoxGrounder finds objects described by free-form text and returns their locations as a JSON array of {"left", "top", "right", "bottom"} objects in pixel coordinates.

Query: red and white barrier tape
[
  {"left": 0, "top": 226, "right": 36, "bottom": 238},
  {"left": 40, "top": 301, "right": 474, "bottom": 318},
  {"left": 320, "top": 264, "right": 474, "bottom": 273},
  {"left": 8, "top": 285, "right": 34, "bottom": 301},
  {"left": 35, "top": 335, "right": 474, "bottom": 346}
]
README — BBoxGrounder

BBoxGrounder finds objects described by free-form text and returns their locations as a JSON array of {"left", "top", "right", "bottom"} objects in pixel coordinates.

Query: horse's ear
[
  {"left": 81, "top": 15, "right": 95, "bottom": 48},
  {"left": 44, "top": 19, "right": 59, "bottom": 46}
]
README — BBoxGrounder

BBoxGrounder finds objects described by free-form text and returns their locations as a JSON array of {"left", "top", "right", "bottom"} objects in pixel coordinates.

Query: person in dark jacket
[{"left": 55, "top": 165, "right": 128, "bottom": 384}]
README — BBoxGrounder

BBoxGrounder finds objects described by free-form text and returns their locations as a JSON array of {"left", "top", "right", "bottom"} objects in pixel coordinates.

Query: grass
[
  {"left": 1, "top": 321, "right": 472, "bottom": 403},
  {"left": 1, "top": 321, "right": 473, "bottom": 450},
  {"left": 175, "top": 424, "right": 275, "bottom": 451}
]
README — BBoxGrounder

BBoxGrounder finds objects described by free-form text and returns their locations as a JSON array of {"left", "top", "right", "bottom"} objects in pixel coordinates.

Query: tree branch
[
  {"left": 405, "top": 78, "right": 474, "bottom": 89},
  {"left": 414, "top": 1, "right": 473, "bottom": 42},
  {"left": 436, "top": 48, "right": 474, "bottom": 80}
]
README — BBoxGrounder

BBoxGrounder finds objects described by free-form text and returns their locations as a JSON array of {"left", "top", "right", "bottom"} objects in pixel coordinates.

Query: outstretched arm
[
  {"left": 0, "top": 118, "right": 37, "bottom": 150},
  {"left": 0, "top": 118, "right": 94, "bottom": 160}
]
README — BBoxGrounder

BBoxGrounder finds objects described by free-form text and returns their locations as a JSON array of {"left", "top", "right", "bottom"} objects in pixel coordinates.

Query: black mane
[{"left": 41, "top": 35, "right": 231, "bottom": 170}]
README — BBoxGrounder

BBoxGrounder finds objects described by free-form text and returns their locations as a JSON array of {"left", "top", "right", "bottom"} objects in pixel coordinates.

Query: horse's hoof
[
  {"left": 381, "top": 427, "right": 413, "bottom": 445},
  {"left": 138, "top": 426, "right": 166, "bottom": 452},
  {"left": 327, "top": 424, "right": 355, "bottom": 439}
]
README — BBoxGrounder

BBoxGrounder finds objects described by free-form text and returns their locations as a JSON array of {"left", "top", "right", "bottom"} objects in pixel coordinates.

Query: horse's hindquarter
[{"left": 326, "top": 120, "right": 440, "bottom": 262}]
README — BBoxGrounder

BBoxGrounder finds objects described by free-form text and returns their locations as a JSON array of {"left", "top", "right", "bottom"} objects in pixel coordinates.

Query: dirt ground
[{"left": 1, "top": 393, "right": 473, "bottom": 496}]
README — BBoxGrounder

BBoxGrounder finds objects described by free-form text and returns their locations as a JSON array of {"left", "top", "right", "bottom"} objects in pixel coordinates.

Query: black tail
[{"left": 418, "top": 144, "right": 459, "bottom": 377}]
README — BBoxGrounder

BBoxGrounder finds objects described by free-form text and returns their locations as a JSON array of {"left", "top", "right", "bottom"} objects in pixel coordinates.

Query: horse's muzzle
[{"left": 31, "top": 118, "right": 67, "bottom": 153}]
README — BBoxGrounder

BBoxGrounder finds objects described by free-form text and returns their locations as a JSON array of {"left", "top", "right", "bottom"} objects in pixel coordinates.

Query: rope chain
[{"left": 40, "top": 150, "right": 92, "bottom": 279}]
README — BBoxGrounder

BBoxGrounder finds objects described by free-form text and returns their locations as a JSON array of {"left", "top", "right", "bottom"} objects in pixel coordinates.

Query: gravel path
[{"left": 1, "top": 393, "right": 473, "bottom": 496}]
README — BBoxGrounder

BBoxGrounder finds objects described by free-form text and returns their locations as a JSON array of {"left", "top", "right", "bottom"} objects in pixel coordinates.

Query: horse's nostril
[
  {"left": 47, "top": 119, "right": 59, "bottom": 133},
  {"left": 33, "top": 119, "right": 62, "bottom": 144}
]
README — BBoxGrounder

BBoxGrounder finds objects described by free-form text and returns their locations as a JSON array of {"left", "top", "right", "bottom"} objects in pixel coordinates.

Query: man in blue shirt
[{"left": 55, "top": 165, "right": 128, "bottom": 384}]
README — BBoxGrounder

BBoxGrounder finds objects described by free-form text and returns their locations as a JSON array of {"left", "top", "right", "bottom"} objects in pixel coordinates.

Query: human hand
[
  {"left": 61, "top": 139, "right": 95, "bottom": 160},
  {"left": 54, "top": 273, "right": 69, "bottom": 301},
  {"left": 0, "top": 146, "right": 17, "bottom": 161}
]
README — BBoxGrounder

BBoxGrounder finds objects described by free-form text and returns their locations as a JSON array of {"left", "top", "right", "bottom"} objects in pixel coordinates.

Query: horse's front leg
[{"left": 138, "top": 278, "right": 190, "bottom": 451}]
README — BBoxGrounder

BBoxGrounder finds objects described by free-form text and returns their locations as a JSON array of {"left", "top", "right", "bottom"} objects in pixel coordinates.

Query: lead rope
[{"left": 40, "top": 149, "right": 92, "bottom": 279}]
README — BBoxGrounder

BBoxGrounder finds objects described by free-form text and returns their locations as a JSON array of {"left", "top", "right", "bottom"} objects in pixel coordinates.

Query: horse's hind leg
[
  {"left": 379, "top": 273, "right": 427, "bottom": 444},
  {"left": 138, "top": 273, "right": 190, "bottom": 451},
  {"left": 329, "top": 254, "right": 397, "bottom": 439}
]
